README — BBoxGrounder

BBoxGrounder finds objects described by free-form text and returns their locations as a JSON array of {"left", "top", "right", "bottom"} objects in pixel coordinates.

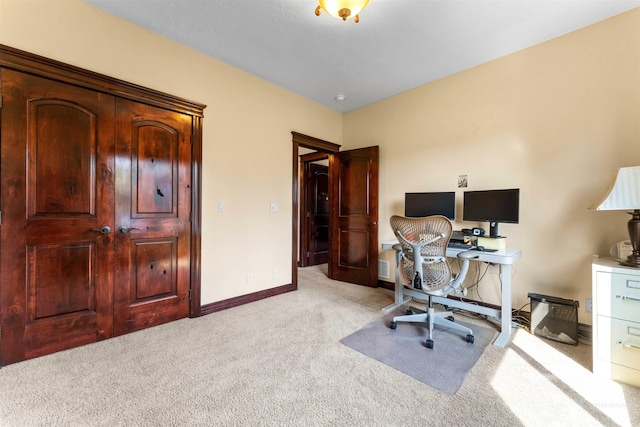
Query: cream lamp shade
[{"left": 590, "top": 166, "right": 640, "bottom": 210}]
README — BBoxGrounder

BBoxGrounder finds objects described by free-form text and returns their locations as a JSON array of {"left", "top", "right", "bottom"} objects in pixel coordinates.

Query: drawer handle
[
  {"left": 617, "top": 340, "right": 640, "bottom": 350},
  {"left": 615, "top": 295, "right": 640, "bottom": 302}
]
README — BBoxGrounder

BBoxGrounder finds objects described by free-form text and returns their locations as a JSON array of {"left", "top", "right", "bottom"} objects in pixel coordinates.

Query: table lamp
[{"left": 589, "top": 166, "right": 640, "bottom": 267}]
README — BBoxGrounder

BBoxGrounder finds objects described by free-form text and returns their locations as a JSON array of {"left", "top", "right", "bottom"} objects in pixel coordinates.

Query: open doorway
[
  {"left": 291, "top": 132, "right": 380, "bottom": 289},
  {"left": 291, "top": 132, "right": 340, "bottom": 288},
  {"left": 299, "top": 152, "right": 330, "bottom": 267}
]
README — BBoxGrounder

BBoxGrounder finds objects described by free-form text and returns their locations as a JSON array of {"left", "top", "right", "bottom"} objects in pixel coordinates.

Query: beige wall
[
  {"left": 1, "top": 1, "right": 638, "bottom": 324},
  {"left": 0, "top": 0, "right": 342, "bottom": 304},
  {"left": 343, "top": 8, "right": 640, "bottom": 323}
]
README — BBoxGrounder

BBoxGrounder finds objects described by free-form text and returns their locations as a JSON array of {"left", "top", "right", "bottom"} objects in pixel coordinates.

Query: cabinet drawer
[
  {"left": 596, "top": 271, "right": 640, "bottom": 320},
  {"left": 596, "top": 315, "right": 640, "bottom": 370},
  {"left": 593, "top": 359, "right": 640, "bottom": 388}
]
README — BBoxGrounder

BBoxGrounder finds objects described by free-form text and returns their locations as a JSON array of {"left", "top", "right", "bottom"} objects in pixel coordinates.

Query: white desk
[{"left": 381, "top": 241, "right": 522, "bottom": 347}]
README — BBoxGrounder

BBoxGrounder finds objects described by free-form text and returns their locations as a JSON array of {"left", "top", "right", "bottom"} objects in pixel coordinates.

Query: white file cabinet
[{"left": 592, "top": 258, "right": 640, "bottom": 387}]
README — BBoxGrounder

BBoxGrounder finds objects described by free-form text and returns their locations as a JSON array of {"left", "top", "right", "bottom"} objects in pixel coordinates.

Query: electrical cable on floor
[{"left": 512, "top": 301, "right": 531, "bottom": 331}]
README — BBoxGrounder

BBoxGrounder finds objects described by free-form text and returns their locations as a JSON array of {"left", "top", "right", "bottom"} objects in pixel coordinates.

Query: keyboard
[
  {"left": 447, "top": 241, "right": 499, "bottom": 252},
  {"left": 447, "top": 241, "right": 472, "bottom": 249}
]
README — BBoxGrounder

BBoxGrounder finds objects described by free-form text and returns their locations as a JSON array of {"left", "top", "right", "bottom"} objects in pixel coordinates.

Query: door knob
[
  {"left": 91, "top": 226, "right": 111, "bottom": 235},
  {"left": 118, "top": 226, "right": 139, "bottom": 234},
  {"left": 369, "top": 222, "right": 377, "bottom": 226}
]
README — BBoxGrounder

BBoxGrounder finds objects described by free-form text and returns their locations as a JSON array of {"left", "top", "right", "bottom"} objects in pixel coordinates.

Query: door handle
[
  {"left": 369, "top": 222, "right": 377, "bottom": 226},
  {"left": 118, "top": 226, "right": 139, "bottom": 234},
  {"left": 91, "top": 226, "right": 111, "bottom": 235}
]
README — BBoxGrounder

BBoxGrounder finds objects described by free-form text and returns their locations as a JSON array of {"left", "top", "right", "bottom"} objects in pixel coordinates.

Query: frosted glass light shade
[{"left": 317, "top": 0, "right": 370, "bottom": 21}]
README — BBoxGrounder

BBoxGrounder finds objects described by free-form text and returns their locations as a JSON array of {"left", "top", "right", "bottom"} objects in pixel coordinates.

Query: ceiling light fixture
[{"left": 315, "top": 0, "right": 370, "bottom": 23}]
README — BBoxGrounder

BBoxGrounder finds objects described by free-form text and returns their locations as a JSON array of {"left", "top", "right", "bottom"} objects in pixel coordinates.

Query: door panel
[
  {"left": 329, "top": 146, "right": 379, "bottom": 287},
  {"left": 130, "top": 238, "right": 177, "bottom": 301},
  {"left": 0, "top": 70, "right": 115, "bottom": 365},
  {"left": 113, "top": 99, "right": 191, "bottom": 335},
  {"left": 27, "top": 243, "right": 94, "bottom": 320},
  {"left": 132, "top": 121, "right": 178, "bottom": 216},
  {"left": 29, "top": 100, "right": 96, "bottom": 215}
]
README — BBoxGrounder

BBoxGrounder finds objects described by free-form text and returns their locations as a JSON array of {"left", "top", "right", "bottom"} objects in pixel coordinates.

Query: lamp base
[
  {"left": 620, "top": 210, "right": 640, "bottom": 268},
  {"left": 621, "top": 256, "right": 640, "bottom": 268}
]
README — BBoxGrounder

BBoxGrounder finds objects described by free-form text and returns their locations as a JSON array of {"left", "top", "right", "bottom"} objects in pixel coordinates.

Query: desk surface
[{"left": 381, "top": 241, "right": 521, "bottom": 264}]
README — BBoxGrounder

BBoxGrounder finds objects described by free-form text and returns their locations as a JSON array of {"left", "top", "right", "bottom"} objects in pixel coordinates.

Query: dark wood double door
[{"left": 0, "top": 69, "right": 195, "bottom": 365}]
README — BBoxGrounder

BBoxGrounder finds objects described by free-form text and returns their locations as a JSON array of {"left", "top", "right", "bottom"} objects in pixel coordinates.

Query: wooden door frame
[
  {"left": 0, "top": 44, "right": 206, "bottom": 320},
  {"left": 291, "top": 132, "right": 340, "bottom": 289},
  {"left": 189, "top": 115, "right": 204, "bottom": 317}
]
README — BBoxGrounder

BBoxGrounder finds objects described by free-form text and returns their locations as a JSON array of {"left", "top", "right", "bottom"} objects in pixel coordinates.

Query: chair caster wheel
[
  {"left": 446, "top": 315, "right": 454, "bottom": 322},
  {"left": 426, "top": 339, "right": 434, "bottom": 349},
  {"left": 406, "top": 309, "right": 413, "bottom": 315},
  {"left": 466, "top": 334, "right": 474, "bottom": 344},
  {"left": 389, "top": 321, "right": 397, "bottom": 330}
]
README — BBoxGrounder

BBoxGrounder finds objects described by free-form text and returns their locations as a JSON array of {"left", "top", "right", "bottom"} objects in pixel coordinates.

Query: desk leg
[
  {"left": 381, "top": 281, "right": 411, "bottom": 313},
  {"left": 493, "top": 264, "right": 513, "bottom": 347},
  {"left": 381, "top": 249, "right": 411, "bottom": 313}
]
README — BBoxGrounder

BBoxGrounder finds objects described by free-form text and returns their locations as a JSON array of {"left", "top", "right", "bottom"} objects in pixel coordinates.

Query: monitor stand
[{"left": 489, "top": 221, "right": 500, "bottom": 238}]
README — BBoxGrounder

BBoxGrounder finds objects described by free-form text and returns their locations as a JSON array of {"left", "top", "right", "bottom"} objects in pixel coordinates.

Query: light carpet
[
  {"left": 340, "top": 307, "right": 497, "bottom": 394},
  {"left": 0, "top": 264, "right": 638, "bottom": 426}
]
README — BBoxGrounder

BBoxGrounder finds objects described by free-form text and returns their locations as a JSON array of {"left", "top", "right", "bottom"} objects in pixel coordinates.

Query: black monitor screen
[
  {"left": 404, "top": 192, "right": 455, "bottom": 220},
  {"left": 463, "top": 189, "right": 519, "bottom": 236}
]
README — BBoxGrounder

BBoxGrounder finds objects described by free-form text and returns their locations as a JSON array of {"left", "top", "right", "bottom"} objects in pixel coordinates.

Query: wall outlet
[
  {"left": 272, "top": 269, "right": 278, "bottom": 279},
  {"left": 218, "top": 200, "right": 225, "bottom": 212},
  {"left": 247, "top": 273, "right": 253, "bottom": 284},
  {"left": 585, "top": 298, "right": 592, "bottom": 312}
]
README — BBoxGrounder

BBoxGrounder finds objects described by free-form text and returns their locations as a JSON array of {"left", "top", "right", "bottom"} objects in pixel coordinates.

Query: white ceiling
[{"left": 85, "top": 0, "right": 639, "bottom": 113}]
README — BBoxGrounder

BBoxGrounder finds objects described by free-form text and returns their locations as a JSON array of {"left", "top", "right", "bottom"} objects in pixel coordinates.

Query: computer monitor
[
  {"left": 404, "top": 192, "right": 455, "bottom": 220},
  {"left": 463, "top": 189, "right": 519, "bottom": 237}
]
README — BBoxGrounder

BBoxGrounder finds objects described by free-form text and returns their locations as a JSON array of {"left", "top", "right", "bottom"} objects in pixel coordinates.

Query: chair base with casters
[
  {"left": 387, "top": 215, "right": 478, "bottom": 349},
  {"left": 389, "top": 300, "right": 475, "bottom": 349}
]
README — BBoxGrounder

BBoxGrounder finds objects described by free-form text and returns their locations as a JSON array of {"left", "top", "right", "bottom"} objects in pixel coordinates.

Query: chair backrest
[{"left": 390, "top": 215, "right": 453, "bottom": 292}]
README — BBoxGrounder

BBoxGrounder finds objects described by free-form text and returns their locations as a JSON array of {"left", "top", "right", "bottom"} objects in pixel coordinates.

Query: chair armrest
[
  {"left": 445, "top": 250, "right": 477, "bottom": 294},
  {"left": 456, "top": 250, "right": 479, "bottom": 260}
]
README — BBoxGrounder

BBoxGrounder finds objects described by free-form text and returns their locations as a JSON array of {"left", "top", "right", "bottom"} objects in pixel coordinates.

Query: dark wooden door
[
  {"left": 329, "top": 146, "right": 379, "bottom": 286},
  {"left": 0, "top": 70, "right": 194, "bottom": 365},
  {"left": 306, "top": 163, "right": 329, "bottom": 265},
  {"left": 113, "top": 99, "right": 192, "bottom": 335},
  {"left": 0, "top": 70, "right": 116, "bottom": 364}
]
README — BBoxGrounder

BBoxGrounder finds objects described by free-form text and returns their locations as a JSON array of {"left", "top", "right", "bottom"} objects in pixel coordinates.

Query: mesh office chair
[{"left": 389, "top": 215, "right": 476, "bottom": 349}]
